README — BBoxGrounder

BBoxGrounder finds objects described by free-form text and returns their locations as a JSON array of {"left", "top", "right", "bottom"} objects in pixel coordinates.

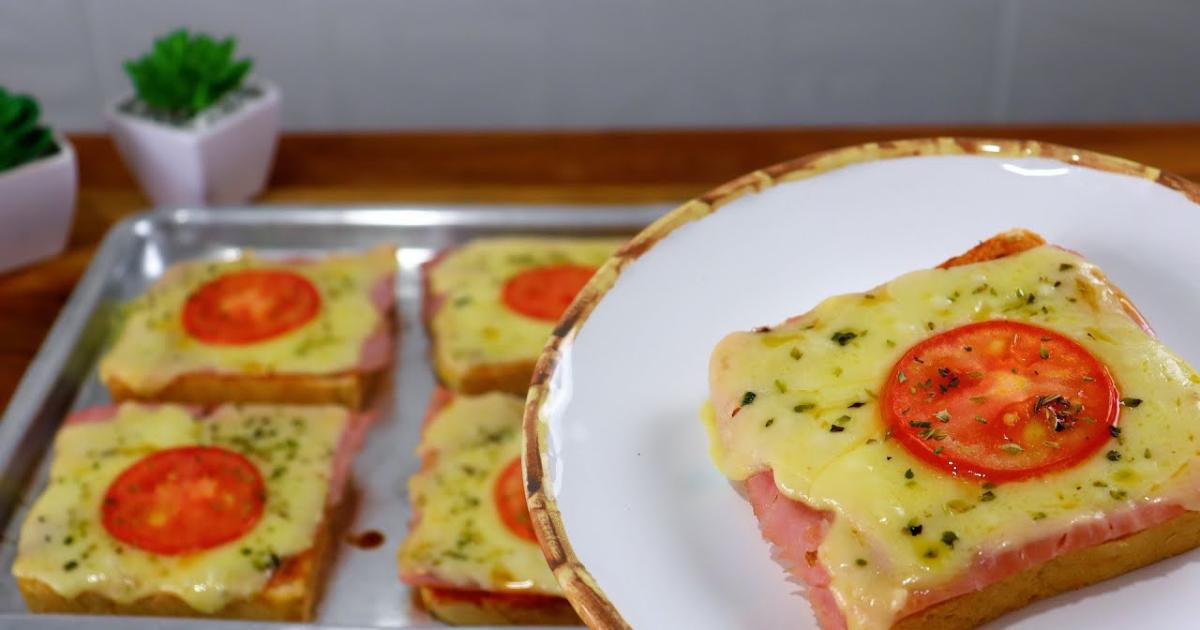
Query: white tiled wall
[{"left": 1, "top": 0, "right": 1197, "bottom": 131}]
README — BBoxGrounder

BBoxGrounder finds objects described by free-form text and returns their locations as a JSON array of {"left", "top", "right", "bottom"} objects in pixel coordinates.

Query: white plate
[{"left": 524, "top": 139, "right": 1200, "bottom": 629}]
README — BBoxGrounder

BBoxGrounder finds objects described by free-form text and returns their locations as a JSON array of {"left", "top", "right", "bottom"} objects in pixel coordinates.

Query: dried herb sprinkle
[{"left": 831, "top": 330, "right": 858, "bottom": 346}]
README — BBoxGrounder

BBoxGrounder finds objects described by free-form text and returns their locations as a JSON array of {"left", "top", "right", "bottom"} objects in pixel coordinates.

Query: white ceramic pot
[
  {"left": 0, "top": 136, "right": 78, "bottom": 272},
  {"left": 106, "top": 80, "right": 281, "bottom": 206}
]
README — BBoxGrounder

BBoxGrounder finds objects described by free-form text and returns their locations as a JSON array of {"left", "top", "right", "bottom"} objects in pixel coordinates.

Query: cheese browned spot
[
  {"left": 706, "top": 246, "right": 1200, "bottom": 629},
  {"left": 99, "top": 246, "right": 395, "bottom": 394},
  {"left": 12, "top": 403, "right": 349, "bottom": 613},
  {"left": 399, "top": 393, "right": 562, "bottom": 596}
]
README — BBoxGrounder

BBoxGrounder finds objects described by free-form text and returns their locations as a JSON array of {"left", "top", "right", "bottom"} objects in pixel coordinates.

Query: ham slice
[
  {"left": 746, "top": 471, "right": 846, "bottom": 630},
  {"left": 354, "top": 272, "right": 397, "bottom": 373},
  {"left": 746, "top": 468, "right": 1188, "bottom": 628},
  {"left": 719, "top": 234, "right": 1186, "bottom": 628}
]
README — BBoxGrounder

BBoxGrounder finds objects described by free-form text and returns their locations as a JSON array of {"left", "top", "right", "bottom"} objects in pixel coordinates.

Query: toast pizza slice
[
  {"left": 13, "top": 402, "right": 369, "bottom": 620},
  {"left": 706, "top": 230, "right": 1200, "bottom": 629},
  {"left": 100, "top": 245, "right": 396, "bottom": 409},
  {"left": 423, "top": 237, "right": 622, "bottom": 395},
  {"left": 398, "top": 388, "right": 578, "bottom": 625}
]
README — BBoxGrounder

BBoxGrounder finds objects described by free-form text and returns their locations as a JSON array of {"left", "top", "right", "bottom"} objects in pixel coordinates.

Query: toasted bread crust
[
  {"left": 894, "top": 509, "right": 1200, "bottom": 630},
  {"left": 937, "top": 228, "right": 1047, "bottom": 268},
  {"left": 423, "top": 248, "right": 537, "bottom": 396},
  {"left": 418, "top": 586, "right": 580, "bottom": 626},
  {"left": 16, "top": 515, "right": 336, "bottom": 620},
  {"left": 16, "top": 482, "right": 357, "bottom": 620},
  {"left": 105, "top": 369, "right": 385, "bottom": 410},
  {"left": 435, "top": 356, "right": 535, "bottom": 396}
]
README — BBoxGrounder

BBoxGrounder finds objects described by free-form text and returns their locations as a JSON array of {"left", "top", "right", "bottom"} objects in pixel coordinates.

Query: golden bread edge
[
  {"left": 433, "top": 354, "right": 536, "bottom": 396},
  {"left": 894, "top": 510, "right": 1200, "bottom": 630},
  {"left": 104, "top": 369, "right": 385, "bottom": 410},
  {"left": 422, "top": 250, "right": 537, "bottom": 396},
  {"left": 400, "top": 391, "right": 578, "bottom": 624},
  {"left": 14, "top": 497, "right": 347, "bottom": 621},
  {"left": 418, "top": 586, "right": 580, "bottom": 626}
]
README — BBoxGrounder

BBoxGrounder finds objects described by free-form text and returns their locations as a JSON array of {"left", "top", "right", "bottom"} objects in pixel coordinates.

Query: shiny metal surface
[{"left": 0, "top": 203, "right": 669, "bottom": 628}]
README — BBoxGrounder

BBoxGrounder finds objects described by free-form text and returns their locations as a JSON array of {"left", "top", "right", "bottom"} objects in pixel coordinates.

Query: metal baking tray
[{"left": 0, "top": 204, "right": 671, "bottom": 629}]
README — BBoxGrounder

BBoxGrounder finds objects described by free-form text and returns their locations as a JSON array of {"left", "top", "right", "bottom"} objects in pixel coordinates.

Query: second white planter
[
  {"left": 0, "top": 136, "right": 78, "bottom": 272},
  {"left": 106, "top": 81, "right": 281, "bottom": 207}
]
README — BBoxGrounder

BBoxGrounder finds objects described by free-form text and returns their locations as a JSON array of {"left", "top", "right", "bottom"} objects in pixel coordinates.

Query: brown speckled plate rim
[{"left": 520, "top": 137, "right": 1200, "bottom": 629}]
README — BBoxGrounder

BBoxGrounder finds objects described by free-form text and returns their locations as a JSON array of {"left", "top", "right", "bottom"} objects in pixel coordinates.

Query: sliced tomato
[
  {"left": 494, "top": 457, "right": 538, "bottom": 543},
  {"left": 182, "top": 269, "right": 320, "bottom": 345},
  {"left": 501, "top": 264, "right": 595, "bottom": 322},
  {"left": 101, "top": 446, "right": 266, "bottom": 555},
  {"left": 882, "top": 320, "right": 1119, "bottom": 483}
]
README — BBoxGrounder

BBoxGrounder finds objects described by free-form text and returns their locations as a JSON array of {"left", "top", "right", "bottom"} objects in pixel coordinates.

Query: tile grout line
[
  {"left": 988, "top": 0, "right": 1023, "bottom": 123},
  {"left": 77, "top": 0, "right": 111, "bottom": 132}
]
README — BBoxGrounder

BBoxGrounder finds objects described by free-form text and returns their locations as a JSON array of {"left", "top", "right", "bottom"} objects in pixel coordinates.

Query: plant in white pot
[
  {"left": 107, "top": 29, "right": 280, "bottom": 206},
  {"left": 0, "top": 87, "right": 77, "bottom": 273}
]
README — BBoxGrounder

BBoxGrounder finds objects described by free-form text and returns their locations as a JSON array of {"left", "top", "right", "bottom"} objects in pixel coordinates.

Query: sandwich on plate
[{"left": 706, "top": 230, "right": 1200, "bottom": 629}]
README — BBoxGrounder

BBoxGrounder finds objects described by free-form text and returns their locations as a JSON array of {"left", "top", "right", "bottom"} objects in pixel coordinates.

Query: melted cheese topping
[
  {"left": 707, "top": 246, "right": 1200, "bottom": 629},
  {"left": 99, "top": 246, "right": 395, "bottom": 392},
  {"left": 429, "top": 237, "right": 622, "bottom": 387},
  {"left": 398, "top": 393, "right": 561, "bottom": 595},
  {"left": 13, "top": 403, "right": 348, "bottom": 613}
]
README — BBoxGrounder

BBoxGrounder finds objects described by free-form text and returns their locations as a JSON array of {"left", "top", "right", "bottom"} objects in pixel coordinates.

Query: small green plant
[
  {"left": 124, "top": 29, "right": 253, "bottom": 119},
  {"left": 0, "top": 87, "right": 58, "bottom": 174}
]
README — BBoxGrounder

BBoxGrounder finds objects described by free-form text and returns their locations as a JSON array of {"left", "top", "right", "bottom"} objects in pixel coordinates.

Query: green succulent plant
[
  {"left": 124, "top": 29, "right": 253, "bottom": 119},
  {"left": 0, "top": 87, "right": 59, "bottom": 174}
]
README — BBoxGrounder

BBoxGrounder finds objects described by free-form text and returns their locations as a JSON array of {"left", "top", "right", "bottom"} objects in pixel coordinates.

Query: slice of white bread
[
  {"left": 13, "top": 403, "right": 367, "bottom": 621},
  {"left": 106, "top": 370, "right": 387, "bottom": 411},
  {"left": 708, "top": 230, "right": 1200, "bottom": 629},
  {"left": 417, "top": 586, "right": 581, "bottom": 626},
  {"left": 894, "top": 510, "right": 1200, "bottom": 629},
  {"left": 422, "top": 237, "right": 622, "bottom": 395},
  {"left": 399, "top": 388, "right": 580, "bottom": 625},
  {"left": 101, "top": 245, "right": 396, "bottom": 409},
  {"left": 17, "top": 517, "right": 340, "bottom": 621}
]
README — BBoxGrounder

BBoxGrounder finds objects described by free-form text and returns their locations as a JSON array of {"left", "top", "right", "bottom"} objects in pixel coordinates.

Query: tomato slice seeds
[
  {"left": 494, "top": 457, "right": 538, "bottom": 543},
  {"left": 882, "top": 321, "right": 1119, "bottom": 483},
  {"left": 102, "top": 446, "right": 266, "bottom": 555},
  {"left": 500, "top": 264, "right": 595, "bottom": 322},
  {"left": 182, "top": 269, "right": 321, "bottom": 345}
]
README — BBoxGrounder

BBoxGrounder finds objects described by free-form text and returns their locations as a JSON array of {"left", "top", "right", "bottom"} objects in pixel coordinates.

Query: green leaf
[
  {"left": 0, "top": 86, "right": 58, "bottom": 173},
  {"left": 192, "top": 82, "right": 211, "bottom": 113},
  {"left": 124, "top": 28, "right": 254, "bottom": 118},
  {"left": 10, "top": 96, "right": 38, "bottom": 131}
]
